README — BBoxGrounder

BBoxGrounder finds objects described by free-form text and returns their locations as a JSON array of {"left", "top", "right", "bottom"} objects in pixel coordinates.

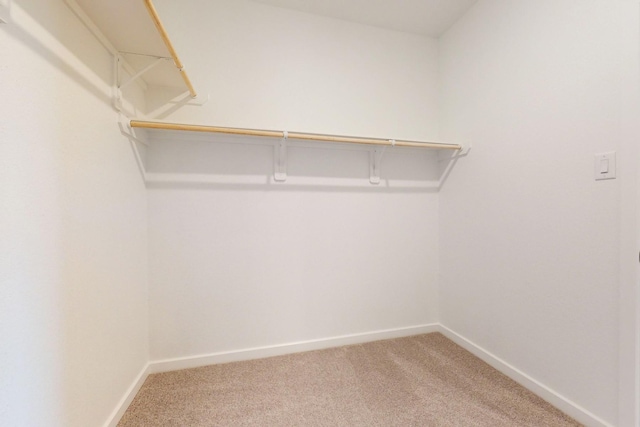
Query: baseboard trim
[
  {"left": 107, "top": 324, "right": 611, "bottom": 427},
  {"left": 104, "top": 363, "right": 150, "bottom": 427},
  {"left": 438, "top": 325, "right": 613, "bottom": 427},
  {"left": 148, "top": 324, "right": 439, "bottom": 374}
]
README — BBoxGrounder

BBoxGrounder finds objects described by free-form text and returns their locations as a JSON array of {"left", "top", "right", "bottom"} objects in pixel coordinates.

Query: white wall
[
  {"left": 0, "top": 1, "right": 148, "bottom": 426},
  {"left": 3, "top": 1, "right": 634, "bottom": 425},
  {"left": 143, "top": 0, "right": 442, "bottom": 361},
  {"left": 148, "top": 0, "right": 440, "bottom": 142},
  {"left": 438, "top": 1, "right": 640, "bottom": 425},
  {"left": 146, "top": 138, "right": 441, "bottom": 360}
]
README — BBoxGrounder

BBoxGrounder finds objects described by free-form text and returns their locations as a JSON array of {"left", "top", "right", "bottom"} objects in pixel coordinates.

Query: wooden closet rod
[
  {"left": 143, "top": 0, "right": 197, "bottom": 98},
  {"left": 129, "top": 120, "right": 462, "bottom": 150}
]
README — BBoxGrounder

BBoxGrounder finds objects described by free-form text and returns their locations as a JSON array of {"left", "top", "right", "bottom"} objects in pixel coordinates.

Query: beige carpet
[{"left": 118, "top": 333, "right": 581, "bottom": 426}]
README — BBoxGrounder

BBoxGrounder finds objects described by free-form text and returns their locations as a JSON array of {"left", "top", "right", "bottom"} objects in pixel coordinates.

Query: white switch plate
[{"left": 595, "top": 151, "right": 616, "bottom": 181}]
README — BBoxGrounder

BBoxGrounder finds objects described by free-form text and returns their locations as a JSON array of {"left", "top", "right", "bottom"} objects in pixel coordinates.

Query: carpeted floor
[{"left": 118, "top": 333, "right": 581, "bottom": 426}]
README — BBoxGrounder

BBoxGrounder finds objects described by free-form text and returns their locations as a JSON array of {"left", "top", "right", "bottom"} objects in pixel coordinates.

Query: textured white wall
[
  {"left": 438, "top": 1, "right": 640, "bottom": 425},
  {"left": 144, "top": 0, "right": 442, "bottom": 361},
  {"left": 148, "top": 187, "right": 439, "bottom": 359},
  {"left": 148, "top": 0, "right": 440, "bottom": 142},
  {"left": 146, "top": 138, "right": 441, "bottom": 360},
  {"left": 0, "top": 1, "right": 148, "bottom": 426}
]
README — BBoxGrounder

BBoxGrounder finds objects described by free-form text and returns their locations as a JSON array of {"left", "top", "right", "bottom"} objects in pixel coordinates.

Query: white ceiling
[{"left": 249, "top": 0, "right": 478, "bottom": 37}]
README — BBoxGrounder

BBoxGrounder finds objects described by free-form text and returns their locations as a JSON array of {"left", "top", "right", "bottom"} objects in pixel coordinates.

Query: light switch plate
[{"left": 595, "top": 152, "right": 616, "bottom": 181}]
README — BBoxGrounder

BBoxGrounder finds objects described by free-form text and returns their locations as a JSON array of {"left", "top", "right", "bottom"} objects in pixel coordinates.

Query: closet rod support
[
  {"left": 119, "top": 56, "right": 169, "bottom": 90},
  {"left": 274, "top": 131, "right": 288, "bottom": 182},
  {"left": 370, "top": 147, "right": 385, "bottom": 185}
]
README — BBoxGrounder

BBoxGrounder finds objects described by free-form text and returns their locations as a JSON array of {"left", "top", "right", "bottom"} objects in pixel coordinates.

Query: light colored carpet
[{"left": 118, "top": 333, "right": 581, "bottom": 426}]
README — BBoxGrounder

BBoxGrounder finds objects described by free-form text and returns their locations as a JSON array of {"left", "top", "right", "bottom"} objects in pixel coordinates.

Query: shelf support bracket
[
  {"left": 370, "top": 146, "right": 387, "bottom": 185},
  {"left": 119, "top": 56, "right": 168, "bottom": 90},
  {"left": 117, "top": 54, "right": 169, "bottom": 91},
  {"left": 274, "top": 131, "right": 288, "bottom": 182}
]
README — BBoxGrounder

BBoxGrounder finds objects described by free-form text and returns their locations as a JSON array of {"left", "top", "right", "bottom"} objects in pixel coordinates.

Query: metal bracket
[
  {"left": 453, "top": 142, "right": 472, "bottom": 157},
  {"left": 114, "top": 53, "right": 170, "bottom": 108},
  {"left": 115, "top": 54, "right": 166, "bottom": 112},
  {"left": 117, "top": 113, "right": 149, "bottom": 147},
  {"left": 437, "top": 142, "right": 472, "bottom": 163},
  {"left": 370, "top": 147, "right": 387, "bottom": 185},
  {"left": 115, "top": 114, "right": 148, "bottom": 181},
  {"left": 119, "top": 56, "right": 168, "bottom": 90},
  {"left": 0, "top": 0, "right": 11, "bottom": 24},
  {"left": 117, "top": 113, "right": 132, "bottom": 134},
  {"left": 274, "top": 131, "right": 288, "bottom": 182},
  {"left": 116, "top": 53, "right": 170, "bottom": 91},
  {"left": 183, "top": 93, "right": 210, "bottom": 106}
]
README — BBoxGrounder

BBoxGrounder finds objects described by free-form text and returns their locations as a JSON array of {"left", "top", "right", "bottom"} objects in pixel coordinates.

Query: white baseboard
[
  {"left": 438, "top": 325, "right": 613, "bottom": 427},
  {"left": 104, "top": 363, "right": 150, "bottom": 427},
  {"left": 148, "top": 324, "right": 439, "bottom": 374},
  {"left": 106, "top": 324, "right": 611, "bottom": 427}
]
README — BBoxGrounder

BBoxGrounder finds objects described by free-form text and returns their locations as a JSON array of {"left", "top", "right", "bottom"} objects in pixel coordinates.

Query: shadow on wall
[
  {"left": 4, "top": 0, "right": 115, "bottom": 110},
  {"left": 139, "top": 131, "right": 467, "bottom": 193},
  {"left": 5, "top": 0, "right": 467, "bottom": 195}
]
